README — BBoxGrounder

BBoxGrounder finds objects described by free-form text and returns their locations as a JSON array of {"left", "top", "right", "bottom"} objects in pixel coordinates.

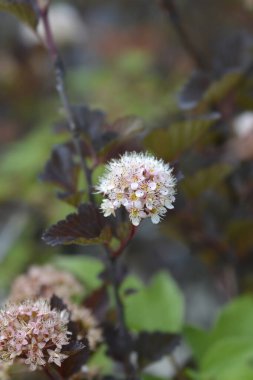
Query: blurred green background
[{"left": 1, "top": 1, "right": 253, "bottom": 378}]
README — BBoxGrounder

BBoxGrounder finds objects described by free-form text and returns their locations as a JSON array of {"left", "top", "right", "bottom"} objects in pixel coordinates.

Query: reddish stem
[
  {"left": 43, "top": 365, "right": 64, "bottom": 380},
  {"left": 37, "top": 3, "right": 95, "bottom": 204},
  {"left": 43, "top": 366, "right": 55, "bottom": 380},
  {"left": 159, "top": 0, "right": 206, "bottom": 69},
  {"left": 111, "top": 224, "right": 137, "bottom": 259}
]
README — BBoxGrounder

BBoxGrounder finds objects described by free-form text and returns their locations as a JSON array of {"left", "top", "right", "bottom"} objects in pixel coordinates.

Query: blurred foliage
[
  {"left": 1, "top": 0, "right": 253, "bottom": 378},
  {"left": 53, "top": 255, "right": 104, "bottom": 293},
  {"left": 121, "top": 272, "right": 184, "bottom": 333},
  {"left": 0, "top": 0, "right": 38, "bottom": 29},
  {"left": 185, "top": 296, "right": 253, "bottom": 380},
  {"left": 67, "top": 50, "right": 180, "bottom": 120}
]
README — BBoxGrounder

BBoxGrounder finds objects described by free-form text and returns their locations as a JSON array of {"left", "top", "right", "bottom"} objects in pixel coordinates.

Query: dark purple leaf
[
  {"left": 84, "top": 285, "right": 109, "bottom": 322},
  {"left": 72, "top": 105, "right": 107, "bottom": 141},
  {"left": 103, "top": 323, "right": 133, "bottom": 362},
  {"left": 178, "top": 71, "right": 211, "bottom": 110},
  {"left": 98, "top": 116, "right": 144, "bottom": 162},
  {"left": 50, "top": 295, "right": 80, "bottom": 341},
  {"left": 50, "top": 294, "right": 69, "bottom": 313},
  {"left": 40, "top": 143, "right": 79, "bottom": 193},
  {"left": 58, "top": 338, "right": 89, "bottom": 378},
  {"left": 134, "top": 332, "right": 180, "bottom": 368},
  {"left": 42, "top": 203, "right": 111, "bottom": 247}
]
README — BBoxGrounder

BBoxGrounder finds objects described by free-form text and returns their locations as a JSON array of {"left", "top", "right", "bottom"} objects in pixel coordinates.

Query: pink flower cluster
[
  {"left": 0, "top": 299, "right": 71, "bottom": 371},
  {"left": 97, "top": 152, "right": 176, "bottom": 226},
  {"left": 8, "top": 265, "right": 102, "bottom": 351}
]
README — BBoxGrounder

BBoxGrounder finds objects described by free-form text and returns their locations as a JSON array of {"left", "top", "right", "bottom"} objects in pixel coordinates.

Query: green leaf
[
  {"left": 144, "top": 117, "right": 216, "bottom": 162},
  {"left": 186, "top": 296, "right": 253, "bottom": 380},
  {"left": 180, "top": 163, "right": 233, "bottom": 198},
  {"left": 200, "top": 337, "right": 253, "bottom": 380},
  {"left": 141, "top": 375, "right": 168, "bottom": 380},
  {"left": 88, "top": 345, "right": 113, "bottom": 375},
  {"left": 121, "top": 272, "right": 184, "bottom": 333},
  {"left": 211, "top": 296, "right": 253, "bottom": 342},
  {"left": 53, "top": 256, "right": 104, "bottom": 292},
  {"left": 184, "top": 325, "right": 211, "bottom": 362},
  {"left": 0, "top": 0, "right": 38, "bottom": 29},
  {"left": 185, "top": 296, "right": 253, "bottom": 360}
]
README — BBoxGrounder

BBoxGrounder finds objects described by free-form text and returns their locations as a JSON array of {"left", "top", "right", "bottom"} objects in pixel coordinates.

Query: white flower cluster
[{"left": 97, "top": 152, "right": 176, "bottom": 226}]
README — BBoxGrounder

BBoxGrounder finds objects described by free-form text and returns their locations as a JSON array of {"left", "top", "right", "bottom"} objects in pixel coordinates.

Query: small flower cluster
[
  {"left": 70, "top": 304, "right": 102, "bottom": 350},
  {"left": 8, "top": 265, "right": 102, "bottom": 351},
  {"left": 97, "top": 152, "right": 176, "bottom": 226},
  {"left": 0, "top": 299, "right": 70, "bottom": 371},
  {"left": 9, "top": 265, "right": 83, "bottom": 303}
]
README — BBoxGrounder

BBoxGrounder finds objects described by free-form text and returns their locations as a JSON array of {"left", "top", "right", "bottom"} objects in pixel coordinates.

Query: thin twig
[
  {"left": 103, "top": 224, "right": 138, "bottom": 379},
  {"left": 111, "top": 225, "right": 137, "bottom": 259},
  {"left": 43, "top": 366, "right": 56, "bottom": 380},
  {"left": 104, "top": 225, "right": 137, "bottom": 343},
  {"left": 159, "top": 0, "right": 206, "bottom": 69},
  {"left": 44, "top": 365, "right": 64, "bottom": 380},
  {"left": 104, "top": 246, "right": 138, "bottom": 380},
  {"left": 104, "top": 246, "right": 128, "bottom": 337},
  {"left": 38, "top": 4, "right": 94, "bottom": 203}
]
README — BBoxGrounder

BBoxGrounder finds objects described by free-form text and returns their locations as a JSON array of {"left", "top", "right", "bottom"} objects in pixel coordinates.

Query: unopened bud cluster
[
  {"left": 97, "top": 152, "right": 176, "bottom": 226},
  {"left": 70, "top": 304, "right": 102, "bottom": 350},
  {"left": 0, "top": 299, "right": 70, "bottom": 371}
]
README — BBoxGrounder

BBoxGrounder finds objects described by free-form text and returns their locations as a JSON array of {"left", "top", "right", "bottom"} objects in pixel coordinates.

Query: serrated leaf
[
  {"left": 42, "top": 203, "right": 111, "bottom": 247},
  {"left": 144, "top": 117, "right": 217, "bottom": 161},
  {"left": 180, "top": 163, "right": 233, "bottom": 198},
  {"left": 121, "top": 272, "right": 184, "bottom": 333},
  {"left": 59, "top": 338, "right": 89, "bottom": 378},
  {"left": 71, "top": 105, "right": 107, "bottom": 142},
  {"left": 103, "top": 323, "right": 133, "bottom": 362},
  {"left": 40, "top": 143, "right": 80, "bottom": 193},
  {"left": 0, "top": 0, "right": 38, "bottom": 29},
  {"left": 179, "top": 70, "right": 242, "bottom": 111}
]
